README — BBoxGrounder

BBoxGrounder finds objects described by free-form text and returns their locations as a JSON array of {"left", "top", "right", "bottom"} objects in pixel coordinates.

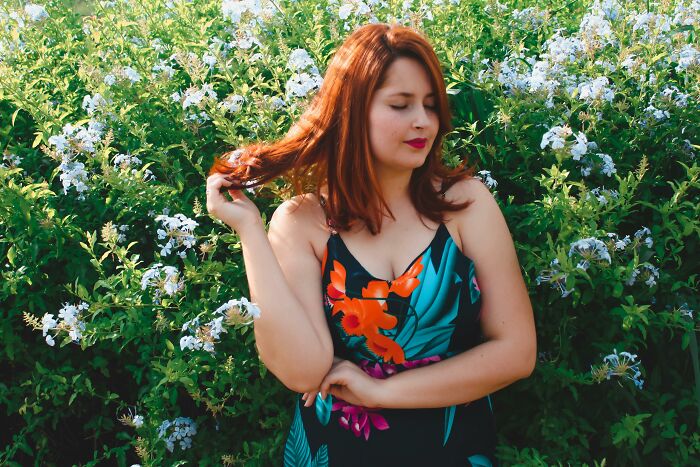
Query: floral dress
[{"left": 283, "top": 203, "right": 497, "bottom": 467}]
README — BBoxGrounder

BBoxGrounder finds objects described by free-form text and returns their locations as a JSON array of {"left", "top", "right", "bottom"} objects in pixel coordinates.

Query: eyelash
[{"left": 390, "top": 105, "right": 437, "bottom": 111}]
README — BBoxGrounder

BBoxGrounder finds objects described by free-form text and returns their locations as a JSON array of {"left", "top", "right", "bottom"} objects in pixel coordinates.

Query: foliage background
[{"left": 0, "top": 0, "right": 698, "bottom": 465}]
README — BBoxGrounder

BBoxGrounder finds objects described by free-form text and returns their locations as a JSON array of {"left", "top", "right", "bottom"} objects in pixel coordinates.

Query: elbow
[
  {"left": 284, "top": 366, "right": 332, "bottom": 394},
  {"left": 264, "top": 350, "right": 334, "bottom": 394},
  {"left": 519, "top": 344, "right": 537, "bottom": 379}
]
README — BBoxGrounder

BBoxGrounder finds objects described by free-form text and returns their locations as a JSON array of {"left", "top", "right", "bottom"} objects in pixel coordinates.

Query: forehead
[{"left": 376, "top": 57, "right": 435, "bottom": 97}]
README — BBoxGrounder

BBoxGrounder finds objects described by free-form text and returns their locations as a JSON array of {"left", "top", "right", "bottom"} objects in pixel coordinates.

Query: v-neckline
[{"left": 331, "top": 223, "right": 445, "bottom": 283}]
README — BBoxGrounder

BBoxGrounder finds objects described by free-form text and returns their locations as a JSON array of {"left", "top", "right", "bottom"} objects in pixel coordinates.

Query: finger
[
  {"left": 305, "top": 391, "right": 317, "bottom": 408},
  {"left": 320, "top": 373, "right": 337, "bottom": 400},
  {"left": 301, "top": 393, "right": 307, "bottom": 401}
]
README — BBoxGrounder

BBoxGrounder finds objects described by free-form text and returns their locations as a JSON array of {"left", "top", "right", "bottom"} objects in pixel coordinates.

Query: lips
[{"left": 405, "top": 138, "right": 427, "bottom": 149}]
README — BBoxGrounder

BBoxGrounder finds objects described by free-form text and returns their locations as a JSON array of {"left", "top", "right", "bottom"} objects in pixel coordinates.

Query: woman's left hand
[{"left": 301, "top": 359, "right": 384, "bottom": 409}]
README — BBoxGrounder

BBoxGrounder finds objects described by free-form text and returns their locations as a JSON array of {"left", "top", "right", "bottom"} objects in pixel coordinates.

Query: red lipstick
[{"left": 405, "top": 138, "right": 427, "bottom": 149}]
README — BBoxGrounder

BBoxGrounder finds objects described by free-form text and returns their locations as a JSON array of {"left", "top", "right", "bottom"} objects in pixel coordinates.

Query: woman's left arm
[{"left": 372, "top": 178, "right": 537, "bottom": 409}]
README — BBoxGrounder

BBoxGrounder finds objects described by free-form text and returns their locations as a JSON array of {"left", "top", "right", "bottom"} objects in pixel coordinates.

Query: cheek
[{"left": 370, "top": 112, "right": 400, "bottom": 145}]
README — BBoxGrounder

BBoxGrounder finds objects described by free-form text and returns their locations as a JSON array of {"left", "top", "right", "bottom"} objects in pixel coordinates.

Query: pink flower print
[
  {"left": 332, "top": 399, "right": 389, "bottom": 441},
  {"left": 472, "top": 276, "right": 480, "bottom": 292},
  {"left": 401, "top": 355, "right": 442, "bottom": 369}
]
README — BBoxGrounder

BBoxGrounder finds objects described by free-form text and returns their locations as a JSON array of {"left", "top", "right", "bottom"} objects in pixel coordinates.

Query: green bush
[{"left": 0, "top": 0, "right": 698, "bottom": 465}]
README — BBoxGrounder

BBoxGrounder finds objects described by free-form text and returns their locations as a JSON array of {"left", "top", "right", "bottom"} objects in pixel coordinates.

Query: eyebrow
[{"left": 388, "top": 92, "right": 435, "bottom": 98}]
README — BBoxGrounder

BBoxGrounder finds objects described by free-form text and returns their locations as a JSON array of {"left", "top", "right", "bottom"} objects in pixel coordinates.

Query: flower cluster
[
  {"left": 24, "top": 4, "right": 49, "bottom": 23},
  {"left": 476, "top": 170, "right": 498, "bottom": 190},
  {"left": 171, "top": 83, "right": 218, "bottom": 124},
  {"left": 577, "top": 76, "right": 615, "bottom": 103},
  {"left": 285, "top": 49, "right": 323, "bottom": 99},
  {"left": 479, "top": 0, "right": 698, "bottom": 111},
  {"left": 140, "top": 263, "right": 184, "bottom": 301},
  {"left": 604, "top": 232, "right": 631, "bottom": 251},
  {"left": 113, "top": 152, "right": 154, "bottom": 181},
  {"left": 180, "top": 315, "right": 226, "bottom": 353},
  {"left": 217, "top": 297, "right": 261, "bottom": 325},
  {"left": 101, "top": 221, "right": 129, "bottom": 244},
  {"left": 568, "top": 237, "right": 612, "bottom": 270},
  {"left": 535, "top": 258, "right": 574, "bottom": 298},
  {"left": 179, "top": 297, "right": 260, "bottom": 353},
  {"left": 47, "top": 120, "right": 107, "bottom": 199},
  {"left": 540, "top": 126, "right": 616, "bottom": 177},
  {"left": 2, "top": 151, "right": 21, "bottom": 169},
  {"left": 511, "top": 6, "right": 548, "bottom": 29},
  {"left": 584, "top": 186, "right": 620, "bottom": 205},
  {"left": 41, "top": 302, "right": 89, "bottom": 346},
  {"left": 626, "top": 263, "right": 660, "bottom": 287},
  {"left": 338, "top": 1, "right": 374, "bottom": 25},
  {"left": 81, "top": 93, "right": 110, "bottom": 116},
  {"left": 49, "top": 121, "right": 105, "bottom": 157},
  {"left": 119, "top": 408, "right": 144, "bottom": 428},
  {"left": 591, "top": 348, "right": 644, "bottom": 390},
  {"left": 157, "top": 417, "right": 197, "bottom": 452},
  {"left": 221, "top": 0, "right": 276, "bottom": 27},
  {"left": 219, "top": 94, "right": 245, "bottom": 113},
  {"left": 155, "top": 213, "right": 198, "bottom": 258}
]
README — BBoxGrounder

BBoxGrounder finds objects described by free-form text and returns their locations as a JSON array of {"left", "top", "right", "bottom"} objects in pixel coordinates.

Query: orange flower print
[
  {"left": 388, "top": 260, "right": 424, "bottom": 297},
  {"left": 327, "top": 260, "right": 346, "bottom": 300},
  {"left": 326, "top": 255, "right": 426, "bottom": 364},
  {"left": 365, "top": 332, "right": 406, "bottom": 364}
]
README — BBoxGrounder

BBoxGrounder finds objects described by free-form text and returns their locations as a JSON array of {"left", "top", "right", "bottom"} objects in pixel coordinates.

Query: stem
[{"left": 688, "top": 327, "right": 700, "bottom": 425}]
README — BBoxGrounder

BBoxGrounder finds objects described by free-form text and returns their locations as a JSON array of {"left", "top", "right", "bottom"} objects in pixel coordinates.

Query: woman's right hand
[{"left": 205, "top": 173, "right": 262, "bottom": 232}]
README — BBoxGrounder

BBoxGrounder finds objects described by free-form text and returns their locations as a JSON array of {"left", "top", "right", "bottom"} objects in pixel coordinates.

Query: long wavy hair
[{"left": 209, "top": 22, "right": 473, "bottom": 235}]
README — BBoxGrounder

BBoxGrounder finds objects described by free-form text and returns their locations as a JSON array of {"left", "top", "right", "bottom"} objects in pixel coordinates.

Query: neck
[{"left": 373, "top": 165, "right": 413, "bottom": 217}]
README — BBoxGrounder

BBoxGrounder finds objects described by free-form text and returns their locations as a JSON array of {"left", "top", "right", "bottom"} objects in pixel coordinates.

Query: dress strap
[{"left": 319, "top": 194, "right": 338, "bottom": 235}]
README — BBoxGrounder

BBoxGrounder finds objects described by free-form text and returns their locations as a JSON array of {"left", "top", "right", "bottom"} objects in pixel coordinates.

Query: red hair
[{"left": 209, "top": 22, "right": 473, "bottom": 235}]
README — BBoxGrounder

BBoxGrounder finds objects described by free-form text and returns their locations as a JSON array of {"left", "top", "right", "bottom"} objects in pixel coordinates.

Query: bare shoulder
[
  {"left": 442, "top": 177, "right": 509, "bottom": 262},
  {"left": 268, "top": 193, "right": 329, "bottom": 260}
]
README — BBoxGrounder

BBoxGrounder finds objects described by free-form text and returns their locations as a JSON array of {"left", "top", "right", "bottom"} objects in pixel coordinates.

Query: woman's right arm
[
  {"left": 206, "top": 174, "right": 333, "bottom": 393},
  {"left": 246, "top": 199, "right": 334, "bottom": 392}
]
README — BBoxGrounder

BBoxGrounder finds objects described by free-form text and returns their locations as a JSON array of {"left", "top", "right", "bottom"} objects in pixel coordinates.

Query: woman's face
[{"left": 367, "top": 57, "right": 439, "bottom": 175}]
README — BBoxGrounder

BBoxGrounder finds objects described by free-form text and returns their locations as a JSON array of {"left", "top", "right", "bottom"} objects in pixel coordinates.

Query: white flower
[
  {"left": 123, "top": 66, "right": 141, "bottom": 83},
  {"left": 104, "top": 74, "right": 116, "bottom": 86},
  {"left": 540, "top": 125, "right": 572, "bottom": 150},
  {"left": 577, "top": 76, "right": 615, "bottom": 103},
  {"left": 598, "top": 153, "right": 616, "bottom": 176},
  {"left": 287, "top": 49, "right": 316, "bottom": 72},
  {"left": 339, "top": 4, "right": 354, "bottom": 19},
  {"left": 285, "top": 72, "right": 323, "bottom": 99},
  {"left": 634, "top": 226, "right": 653, "bottom": 248},
  {"left": 158, "top": 417, "right": 197, "bottom": 452},
  {"left": 155, "top": 213, "right": 198, "bottom": 258},
  {"left": 568, "top": 237, "right": 611, "bottom": 270},
  {"left": 220, "top": 94, "right": 245, "bottom": 113},
  {"left": 202, "top": 53, "right": 217, "bottom": 68},
  {"left": 82, "top": 93, "right": 109, "bottom": 115},
  {"left": 24, "top": 4, "right": 49, "bottom": 22},
  {"left": 570, "top": 132, "right": 590, "bottom": 160},
  {"left": 476, "top": 170, "right": 498, "bottom": 189},
  {"left": 141, "top": 263, "right": 184, "bottom": 300}
]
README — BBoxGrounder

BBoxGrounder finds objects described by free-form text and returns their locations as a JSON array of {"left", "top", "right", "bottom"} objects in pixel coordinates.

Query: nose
[{"left": 412, "top": 105, "right": 432, "bottom": 129}]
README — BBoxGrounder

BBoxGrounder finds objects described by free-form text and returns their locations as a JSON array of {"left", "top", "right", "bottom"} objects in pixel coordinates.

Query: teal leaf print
[
  {"left": 443, "top": 405, "right": 456, "bottom": 446},
  {"left": 397, "top": 242, "right": 462, "bottom": 359},
  {"left": 285, "top": 401, "right": 329, "bottom": 467},
  {"left": 468, "top": 262, "right": 481, "bottom": 305},
  {"left": 468, "top": 454, "right": 493, "bottom": 467},
  {"left": 311, "top": 445, "right": 328, "bottom": 467},
  {"left": 284, "top": 402, "right": 312, "bottom": 467},
  {"left": 315, "top": 393, "right": 332, "bottom": 426}
]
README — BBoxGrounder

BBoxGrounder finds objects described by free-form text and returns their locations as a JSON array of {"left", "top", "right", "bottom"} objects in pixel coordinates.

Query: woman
[{"left": 206, "top": 23, "right": 536, "bottom": 467}]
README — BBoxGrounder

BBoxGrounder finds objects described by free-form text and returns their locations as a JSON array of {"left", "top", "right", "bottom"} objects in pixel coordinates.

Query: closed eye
[{"left": 390, "top": 105, "right": 437, "bottom": 110}]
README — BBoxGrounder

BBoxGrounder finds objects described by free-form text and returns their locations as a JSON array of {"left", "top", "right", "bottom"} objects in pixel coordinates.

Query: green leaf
[{"left": 32, "top": 132, "right": 43, "bottom": 148}]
